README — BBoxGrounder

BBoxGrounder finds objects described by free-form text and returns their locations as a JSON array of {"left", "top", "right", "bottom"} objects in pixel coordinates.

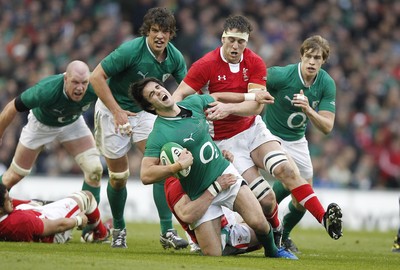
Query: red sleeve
[
  {"left": 12, "top": 199, "right": 32, "bottom": 207},
  {"left": 0, "top": 210, "right": 44, "bottom": 242},
  {"left": 164, "top": 176, "right": 185, "bottom": 211},
  {"left": 183, "top": 50, "right": 217, "bottom": 93}
]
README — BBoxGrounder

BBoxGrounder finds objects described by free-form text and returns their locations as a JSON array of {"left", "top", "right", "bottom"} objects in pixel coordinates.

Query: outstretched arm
[
  {"left": 0, "top": 99, "right": 18, "bottom": 143},
  {"left": 40, "top": 212, "right": 88, "bottom": 236},
  {"left": 172, "top": 81, "right": 197, "bottom": 102}
]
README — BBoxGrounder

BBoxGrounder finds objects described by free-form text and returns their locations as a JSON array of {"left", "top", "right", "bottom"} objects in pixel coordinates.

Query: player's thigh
[
  {"left": 281, "top": 138, "right": 313, "bottom": 180},
  {"left": 13, "top": 142, "right": 41, "bottom": 169},
  {"left": 195, "top": 218, "right": 223, "bottom": 256}
]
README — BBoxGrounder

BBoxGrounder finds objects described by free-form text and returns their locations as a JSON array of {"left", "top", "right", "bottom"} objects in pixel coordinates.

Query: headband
[{"left": 222, "top": 31, "right": 249, "bottom": 42}]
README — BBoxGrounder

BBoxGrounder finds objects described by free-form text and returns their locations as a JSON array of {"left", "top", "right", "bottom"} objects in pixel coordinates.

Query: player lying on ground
[{"left": 0, "top": 184, "right": 109, "bottom": 243}]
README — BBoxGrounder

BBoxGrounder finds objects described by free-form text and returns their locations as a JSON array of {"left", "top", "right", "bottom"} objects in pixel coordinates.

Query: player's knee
[
  {"left": 75, "top": 148, "right": 103, "bottom": 182},
  {"left": 109, "top": 170, "right": 130, "bottom": 188},
  {"left": 10, "top": 158, "right": 31, "bottom": 177},
  {"left": 71, "top": 191, "right": 92, "bottom": 212},
  {"left": 248, "top": 176, "right": 272, "bottom": 202}
]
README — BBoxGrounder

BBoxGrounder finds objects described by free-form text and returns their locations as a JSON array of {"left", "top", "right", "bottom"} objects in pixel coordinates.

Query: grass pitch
[{"left": 0, "top": 223, "right": 398, "bottom": 270}]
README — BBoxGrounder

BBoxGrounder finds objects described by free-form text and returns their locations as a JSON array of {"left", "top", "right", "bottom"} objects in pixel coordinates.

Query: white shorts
[
  {"left": 16, "top": 198, "right": 81, "bottom": 243},
  {"left": 189, "top": 164, "right": 243, "bottom": 230},
  {"left": 19, "top": 112, "right": 93, "bottom": 150},
  {"left": 94, "top": 99, "right": 156, "bottom": 159},
  {"left": 215, "top": 115, "right": 279, "bottom": 175},
  {"left": 277, "top": 137, "right": 313, "bottom": 180}
]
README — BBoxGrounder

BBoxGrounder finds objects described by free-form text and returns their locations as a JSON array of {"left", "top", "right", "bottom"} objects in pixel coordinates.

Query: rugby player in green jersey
[
  {"left": 90, "top": 7, "right": 187, "bottom": 248},
  {"left": 129, "top": 77, "right": 297, "bottom": 258},
  {"left": 263, "top": 35, "right": 337, "bottom": 252},
  {"left": 0, "top": 60, "right": 104, "bottom": 209}
]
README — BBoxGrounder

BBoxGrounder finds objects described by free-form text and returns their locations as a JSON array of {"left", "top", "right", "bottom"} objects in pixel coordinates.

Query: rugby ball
[{"left": 160, "top": 142, "right": 191, "bottom": 178}]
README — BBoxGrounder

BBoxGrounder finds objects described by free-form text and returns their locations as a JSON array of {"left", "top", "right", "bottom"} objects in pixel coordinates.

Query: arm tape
[
  {"left": 244, "top": 93, "right": 256, "bottom": 101},
  {"left": 75, "top": 215, "right": 83, "bottom": 227},
  {"left": 207, "top": 181, "right": 222, "bottom": 197}
]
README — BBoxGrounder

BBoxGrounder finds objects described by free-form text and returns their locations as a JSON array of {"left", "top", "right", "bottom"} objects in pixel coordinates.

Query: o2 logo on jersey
[{"left": 199, "top": 141, "right": 220, "bottom": 164}]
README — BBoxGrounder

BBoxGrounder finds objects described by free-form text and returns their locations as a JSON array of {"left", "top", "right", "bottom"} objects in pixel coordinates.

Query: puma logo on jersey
[
  {"left": 183, "top": 133, "right": 195, "bottom": 143},
  {"left": 53, "top": 108, "right": 64, "bottom": 114},
  {"left": 137, "top": 71, "right": 148, "bottom": 78},
  {"left": 284, "top": 95, "right": 292, "bottom": 103}
]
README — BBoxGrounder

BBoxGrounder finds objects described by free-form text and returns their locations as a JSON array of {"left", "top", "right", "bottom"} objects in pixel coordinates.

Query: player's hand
[
  {"left": 222, "top": 150, "right": 234, "bottom": 162},
  {"left": 205, "top": 102, "right": 232, "bottom": 121},
  {"left": 254, "top": 91, "right": 275, "bottom": 104},
  {"left": 113, "top": 109, "right": 136, "bottom": 136},
  {"left": 76, "top": 212, "right": 88, "bottom": 230},
  {"left": 216, "top": 173, "right": 237, "bottom": 191},
  {"left": 177, "top": 148, "right": 193, "bottom": 169},
  {"left": 292, "top": 90, "right": 310, "bottom": 113}
]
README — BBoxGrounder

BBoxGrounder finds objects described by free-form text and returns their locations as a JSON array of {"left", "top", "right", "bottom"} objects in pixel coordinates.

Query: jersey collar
[
  {"left": 298, "top": 62, "right": 318, "bottom": 87},
  {"left": 220, "top": 47, "right": 243, "bottom": 73},
  {"left": 145, "top": 37, "right": 168, "bottom": 62}
]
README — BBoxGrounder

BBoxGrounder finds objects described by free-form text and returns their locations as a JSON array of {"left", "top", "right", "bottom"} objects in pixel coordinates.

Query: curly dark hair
[
  {"left": 223, "top": 15, "right": 253, "bottom": 34},
  {"left": 129, "top": 77, "right": 165, "bottom": 115},
  {"left": 0, "top": 183, "right": 7, "bottom": 208},
  {"left": 139, "top": 7, "right": 177, "bottom": 39}
]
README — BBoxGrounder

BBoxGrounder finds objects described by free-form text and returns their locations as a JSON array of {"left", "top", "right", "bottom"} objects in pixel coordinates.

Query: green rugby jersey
[
  {"left": 263, "top": 63, "right": 336, "bottom": 141},
  {"left": 145, "top": 95, "right": 230, "bottom": 200},
  {"left": 101, "top": 36, "right": 187, "bottom": 112},
  {"left": 20, "top": 74, "right": 97, "bottom": 127}
]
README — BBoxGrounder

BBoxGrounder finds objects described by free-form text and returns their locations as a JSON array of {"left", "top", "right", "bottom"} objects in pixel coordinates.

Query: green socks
[
  {"left": 153, "top": 180, "right": 173, "bottom": 235},
  {"left": 282, "top": 200, "right": 306, "bottom": 241},
  {"left": 82, "top": 181, "right": 101, "bottom": 204},
  {"left": 107, "top": 182, "right": 127, "bottom": 230}
]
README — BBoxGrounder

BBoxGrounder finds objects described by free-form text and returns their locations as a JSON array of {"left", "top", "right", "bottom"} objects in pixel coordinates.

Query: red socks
[{"left": 291, "top": 184, "right": 325, "bottom": 223}]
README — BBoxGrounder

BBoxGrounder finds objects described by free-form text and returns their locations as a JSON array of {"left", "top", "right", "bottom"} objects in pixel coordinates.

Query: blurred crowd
[{"left": 0, "top": 0, "right": 399, "bottom": 190}]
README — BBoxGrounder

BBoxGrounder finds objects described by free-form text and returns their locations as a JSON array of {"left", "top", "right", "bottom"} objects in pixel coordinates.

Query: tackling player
[{"left": 165, "top": 175, "right": 263, "bottom": 255}]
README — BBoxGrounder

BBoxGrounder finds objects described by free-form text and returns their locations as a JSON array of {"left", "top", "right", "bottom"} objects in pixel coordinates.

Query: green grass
[{"left": 0, "top": 223, "right": 398, "bottom": 270}]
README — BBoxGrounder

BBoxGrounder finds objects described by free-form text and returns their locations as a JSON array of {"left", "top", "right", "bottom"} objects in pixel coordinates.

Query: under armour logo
[
  {"left": 137, "top": 71, "right": 148, "bottom": 78},
  {"left": 218, "top": 75, "right": 226, "bottom": 81},
  {"left": 183, "top": 133, "right": 195, "bottom": 143}
]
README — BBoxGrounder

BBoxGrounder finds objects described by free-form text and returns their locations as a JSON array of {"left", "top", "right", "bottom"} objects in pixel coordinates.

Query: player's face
[
  {"left": 143, "top": 81, "right": 174, "bottom": 111},
  {"left": 221, "top": 29, "right": 248, "bottom": 64},
  {"left": 300, "top": 48, "right": 325, "bottom": 79},
  {"left": 2, "top": 191, "right": 13, "bottom": 214},
  {"left": 64, "top": 71, "right": 90, "bottom": 102},
  {"left": 147, "top": 24, "right": 171, "bottom": 57}
]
